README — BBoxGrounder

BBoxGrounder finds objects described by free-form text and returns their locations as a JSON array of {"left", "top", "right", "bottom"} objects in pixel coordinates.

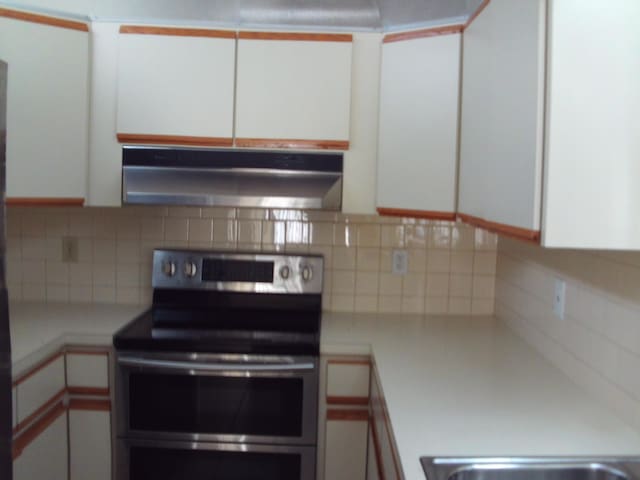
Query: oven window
[
  {"left": 130, "top": 446, "right": 301, "bottom": 480},
  {"left": 129, "top": 373, "right": 304, "bottom": 437}
]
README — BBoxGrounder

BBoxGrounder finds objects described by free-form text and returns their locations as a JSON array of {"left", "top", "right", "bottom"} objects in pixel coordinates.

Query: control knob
[
  {"left": 279, "top": 265, "right": 291, "bottom": 280},
  {"left": 301, "top": 265, "right": 313, "bottom": 282},
  {"left": 184, "top": 261, "right": 198, "bottom": 278},
  {"left": 162, "top": 260, "right": 176, "bottom": 277}
]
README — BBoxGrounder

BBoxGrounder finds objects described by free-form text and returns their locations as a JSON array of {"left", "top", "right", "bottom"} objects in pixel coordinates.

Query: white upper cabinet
[
  {"left": 542, "top": 0, "right": 640, "bottom": 249},
  {"left": 235, "top": 32, "right": 352, "bottom": 149},
  {"left": 459, "top": 0, "right": 546, "bottom": 238},
  {"left": 377, "top": 27, "right": 461, "bottom": 218},
  {"left": 0, "top": 9, "right": 89, "bottom": 202},
  {"left": 459, "top": 0, "right": 640, "bottom": 249},
  {"left": 116, "top": 26, "right": 236, "bottom": 146}
]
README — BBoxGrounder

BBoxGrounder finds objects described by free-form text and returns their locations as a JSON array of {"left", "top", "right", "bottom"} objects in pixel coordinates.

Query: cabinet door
[
  {"left": 117, "top": 27, "right": 235, "bottom": 146},
  {"left": 377, "top": 28, "right": 461, "bottom": 217},
  {"left": 324, "top": 411, "right": 368, "bottom": 480},
  {"left": 14, "top": 410, "right": 68, "bottom": 480},
  {"left": 0, "top": 12, "right": 89, "bottom": 200},
  {"left": 235, "top": 33, "right": 352, "bottom": 149},
  {"left": 15, "top": 354, "right": 65, "bottom": 425},
  {"left": 542, "top": 0, "right": 640, "bottom": 249},
  {"left": 459, "top": 0, "right": 546, "bottom": 235},
  {"left": 66, "top": 352, "right": 109, "bottom": 392},
  {"left": 366, "top": 423, "right": 380, "bottom": 480},
  {"left": 69, "top": 409, "right": 111, "bottom": 480}
]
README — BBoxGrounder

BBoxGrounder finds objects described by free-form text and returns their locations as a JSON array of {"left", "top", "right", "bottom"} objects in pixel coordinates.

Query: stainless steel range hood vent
[{"left": 122, "top": 146, "right": 343, "bottom": 210}]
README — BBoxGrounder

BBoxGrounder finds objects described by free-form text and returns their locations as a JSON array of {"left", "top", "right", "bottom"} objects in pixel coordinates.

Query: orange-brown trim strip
[
  {"left": 383, "top": 24, "right": 464, "bottom": 43},
  {"left": 67, "top": 386, "right": 110, "bottom": 396},
  {"left": 12, "top": 402, "right": 66, "bottom": 460},
  {"left": 235, "top": 138, "right": 349, "bottom": 150},
  {"left": 464, "top": 0, "right": 490, "bottom": 30},
  {"left": 120, "top": 25, "right": 236, "bottom": 39},
  {"left": 6, "top": 197, "right": 84, "bottom": 207},
  {"left": 327, "top": 359, "right": 371, "bottom": 366},
  {"left": 327, "top": 396, "right": 369, "bottom": 406},
  {"left": 0, "top": 7, "right": 88, "bottom": 32},
  {"left": 117, "top": 133, "right": 234, "bottom": 147},
  {"left": 377, "top": 207, "right": 456, "bottom": 221},
  {"left": 326, "top": 409, "right": 369, "bottom": 421},
  {"left": 369, "top": 418, "right": 387, "bottom": 480},
  {"left": 12, "top": 387, "right": 66, "bottom": 435},
  {"left": 457, "top": 212, "right": 541, "bottom": 244},
  {"left": 69, "top": 398, "right": 111, "bottom": 412},
  {"left": 239, "top": 31, "right": 352, "bottom": 42},
  {"left": 12, "top": 351, "right": 64, "bottom": 387}
]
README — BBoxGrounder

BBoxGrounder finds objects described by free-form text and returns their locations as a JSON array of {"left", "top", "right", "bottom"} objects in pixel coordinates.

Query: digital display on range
[{"left": 202, "top": 259, "right": 274, "bottom": 283}]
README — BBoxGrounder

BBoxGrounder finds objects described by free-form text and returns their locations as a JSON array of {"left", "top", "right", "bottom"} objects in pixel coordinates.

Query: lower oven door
[
  {"left": 117, "top": 438, "right": 316, "bottom": 480},
  {"left": 115, "top": 352, "right": 318, "bottom": 445}
]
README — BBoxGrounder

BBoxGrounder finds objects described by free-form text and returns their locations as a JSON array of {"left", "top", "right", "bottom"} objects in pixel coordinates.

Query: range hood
[{"left": 122, "top": 146, "right": 343, "bottom": 210}]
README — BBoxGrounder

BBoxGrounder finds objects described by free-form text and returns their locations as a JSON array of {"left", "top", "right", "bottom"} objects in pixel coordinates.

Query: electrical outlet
[
  {"left": 391, "top": 250, "right": 408, "bottom": 275},
  {"left": 62, "top": 236, "right": 79, "bottom": 263},
  {"left": 553, "top": 278, "right": 566, "bottom": 320}
]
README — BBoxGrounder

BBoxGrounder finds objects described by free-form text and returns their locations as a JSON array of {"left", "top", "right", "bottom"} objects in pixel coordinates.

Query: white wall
[{"left": 496, "top": 237, "right": 640, "bottom": 430}]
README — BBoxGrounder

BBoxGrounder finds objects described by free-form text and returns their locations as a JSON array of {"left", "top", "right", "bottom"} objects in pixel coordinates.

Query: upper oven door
[{"left": 115, "top": 352, "right": 318, "bottom": 445}]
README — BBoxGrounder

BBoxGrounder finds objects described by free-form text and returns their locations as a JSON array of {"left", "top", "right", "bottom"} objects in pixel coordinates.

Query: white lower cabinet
[
  {"left": 14, "top": 411, "right": 68, "bottom": 480},
  {"left": 324, "top": 412, "right": 369, "bottom": 480},
  {"left": 69, "top": 409, "right": 112, "bottom": 480}
]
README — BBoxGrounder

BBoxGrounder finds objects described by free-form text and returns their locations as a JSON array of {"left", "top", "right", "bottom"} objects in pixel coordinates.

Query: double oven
[{"left": 113, "top": 250, "right": 323, "bottom": 480}]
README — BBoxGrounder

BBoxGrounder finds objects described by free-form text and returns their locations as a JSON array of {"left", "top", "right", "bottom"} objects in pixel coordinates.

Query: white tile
[
  {"left": 448, "top": 297, "right": 471, "bottom": 315},
  {"left": 188, "top": 218, "right": 213, "bottom": 243},
  {"left": 22, "top": 283, "right": 46, "bottom": 302},
  {"left": 22, "top": 260, "right": 46, "bottom": 283},
  {"left": 332, "top": 247, "right": 356, "bottom": 271},
  {"left": 93, "top": 238, "right": 116, "bottom": 263},
  {"left": 93, "top": 286, "right": 116, "bottom": 304},
  {"left": 354, "top": 295, "right": 378, "bottom": 313},
  {"left": 93, "top": 264, "right": 116, "bottom": 286},
  {"left": 165, "top": 218, "right": 189, "bottom": 242},
  {"left": 116, "top": 240, "right": 140, "bottom": 263},
  {"left": 46, "top": 262, "right": 69, "bottom": 285},
  {"left": 401, "top": 273, "right": 425, "bottom": 297},
  {"left": 69, "top": 263, "right": 93, "bottom": 286},
  {"left": 140, "top": 217, "right": 165, "bottom": 241},
  {"left": 69, "top": 286, "right": 93, "bottom": 303},
  {"left": 117, "top": 264, "right": 141, "bottom": 288},
  {"left": 378, "top": 295, "right": 402, "bottom": 313},
  {"left": 22, "top": 237, "right": 47, "bottom": 260},
  {"left": 355, "top": 272, "right": 379, "bottom": 295}
]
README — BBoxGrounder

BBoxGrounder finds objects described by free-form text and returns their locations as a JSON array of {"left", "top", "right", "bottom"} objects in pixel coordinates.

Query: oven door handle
[{"left": 117, "top": 356, "right": 315, "bottom": 372}]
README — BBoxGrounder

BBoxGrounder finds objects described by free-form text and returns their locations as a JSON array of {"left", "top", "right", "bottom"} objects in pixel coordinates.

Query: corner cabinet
[
  {"left": 459, "top": 0, "right": 640, "bottom": 249},
  {"left": 116, "top": 26, "right": 236, "bottom": 147},
  {"left": 377, "top": 26, "right": 462, "bottom": 220},
  {"left": 235, "top": 32, "right": 353, "bottom": 150},
  {"left": 0, "top": 8, "right": 90, "bottom": 205}
]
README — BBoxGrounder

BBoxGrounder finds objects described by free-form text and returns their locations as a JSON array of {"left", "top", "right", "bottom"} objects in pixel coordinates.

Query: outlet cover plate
[{"left": 392, "top": 250, "right": 408, "bottom": 275}]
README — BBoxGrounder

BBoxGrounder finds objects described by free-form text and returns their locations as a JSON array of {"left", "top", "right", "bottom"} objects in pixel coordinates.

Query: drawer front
[
  {"left": 66, "top": 353, "right": 109, "bottom": 390},
  {"left": 326, "top": 360, "right": 370, "bottom": 402},
  {"left": 16, "top": 355, "right": 65, "bottom": 424}
]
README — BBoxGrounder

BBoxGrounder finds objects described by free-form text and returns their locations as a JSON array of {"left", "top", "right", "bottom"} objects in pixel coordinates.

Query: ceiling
[{"left": 1, "top": 0, "right": 483, "bottom": 31}]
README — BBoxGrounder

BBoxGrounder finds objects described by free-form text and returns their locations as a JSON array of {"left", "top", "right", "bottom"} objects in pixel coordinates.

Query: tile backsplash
[
  {"left": 496, "top": 237, "right": 640, "bottom": 430},
  {"left": 6, "top": 206, "right": 497, "bottom": 314}
]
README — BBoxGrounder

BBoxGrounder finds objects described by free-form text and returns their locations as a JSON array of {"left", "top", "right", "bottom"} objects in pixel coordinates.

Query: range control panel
[{"left": 152, "top": 249, "right": 323, "bottom": 294}]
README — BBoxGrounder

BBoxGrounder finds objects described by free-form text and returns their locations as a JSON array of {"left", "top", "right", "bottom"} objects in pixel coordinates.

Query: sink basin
[{"left": 421, "top": 457, "right": 640, "bottom": 480}]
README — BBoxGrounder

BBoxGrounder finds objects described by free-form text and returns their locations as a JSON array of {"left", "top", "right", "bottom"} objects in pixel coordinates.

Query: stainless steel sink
[{"left": 421, "top": 457, "right": 640, "bottom": 480}]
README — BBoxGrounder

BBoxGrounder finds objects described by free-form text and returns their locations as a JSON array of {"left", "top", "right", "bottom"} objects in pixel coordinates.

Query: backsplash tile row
[
  {"left": 496, "top": 237, "right": 640, "bottom": 430},
  {"left": 6, "top": 206, "right": 497, "bottom": 314}
]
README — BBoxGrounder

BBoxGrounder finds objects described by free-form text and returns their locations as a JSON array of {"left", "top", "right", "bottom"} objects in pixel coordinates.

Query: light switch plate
[
  {"left": 392, "top": 250, "right": 408, "bottom": 275},
  {"left": 553, "top": 278, "right": 566, "bottom": 320}
]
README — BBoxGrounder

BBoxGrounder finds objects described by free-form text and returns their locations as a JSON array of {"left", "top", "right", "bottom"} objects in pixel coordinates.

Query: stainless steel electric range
[{"left": 113, "top": 249, "right": 324, "bottom": 480}]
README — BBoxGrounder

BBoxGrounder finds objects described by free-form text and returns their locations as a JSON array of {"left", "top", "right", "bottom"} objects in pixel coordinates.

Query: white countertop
[
  {"left": 9, "top": 302, "right": 145, "bottom": 377},
  {"left": 9, "top": 303, "right": 640, "bottom": 480},
  {"left": 322, "top": 313, "right": 640, "bottom": 480}
]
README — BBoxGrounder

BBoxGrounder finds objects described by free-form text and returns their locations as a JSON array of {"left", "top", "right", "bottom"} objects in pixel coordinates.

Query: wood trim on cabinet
[
  {"left": 12, "top": 402, "right": 66, "bottom": 460},
  {"left": 12, "top": 387, "right": 66, "bottom": 435},
  {"left": 238, "top": 31, "right": 352, "bottom": 42},
  {"left": 12, "top": 351, "right": 64, "bottom": 387},
  {"left": 464, "top": 0, "right": 490, "bottom": 30},
  {"left": 326, "top": 409, "right": 369, "bottom": 422},
  {"left": 377, "top": 207, "right": 456, "bottom": 221},
  {"left": 119, "top": 25, "right": 236, "bottom": 39},
  {"left": 6, "top": 197, "right": 84, "bottom": 207},
  {"left": 68, "top": 398, "right": 111, "bottom": 412},
  {"left": 327, "top": 396, "right": 369, "bottom": 406},
  {"left": 369, "top": 418, "right": 387, "bottom": 480},
  {"left": 235, "top": 138, "right": 349, "bottom": 150},
  {"left": 67, "top": 386, "right": 110, "bottom": 396},
  {"left": 117, "top": 133, "right": 234, "bottom": 147},
  {"left": 383, "top": 24, "right": 464, "bottom": 43},
  {"left": 0, "top": 7, "right": 89, "bottom": 32},
  {"left": 457, "top": 212, "right": 541, "bottom": 244}
]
